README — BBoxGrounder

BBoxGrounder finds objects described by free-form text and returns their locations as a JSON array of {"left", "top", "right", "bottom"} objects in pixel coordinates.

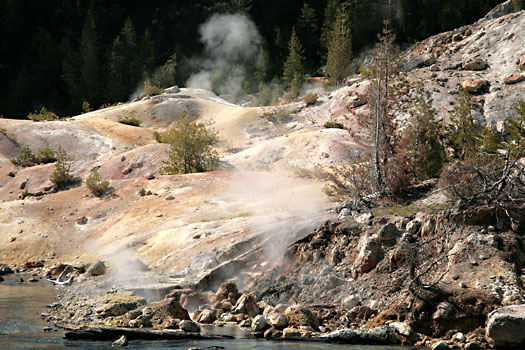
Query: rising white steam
[{"left": 186, "top": 14, "right": 262, "bottom": 97}]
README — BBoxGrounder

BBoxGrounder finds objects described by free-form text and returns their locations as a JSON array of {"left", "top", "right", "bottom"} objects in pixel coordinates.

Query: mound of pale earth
[{"left": 0, "top": 170, "right": 330, "bottom": 274}]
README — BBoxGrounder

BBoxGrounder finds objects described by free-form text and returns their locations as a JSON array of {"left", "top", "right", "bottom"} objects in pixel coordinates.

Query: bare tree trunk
[{"left": 373, "top": 52, "right": 383, "bottom": 190}]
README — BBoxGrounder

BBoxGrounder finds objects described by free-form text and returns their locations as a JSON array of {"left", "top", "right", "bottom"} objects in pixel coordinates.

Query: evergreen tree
[
  {"left": 107, "top": 18, "right": 139, "bottom": 102},
  {"left": 514, "top": 0, "right": 525, "bottom": 11},
  {"left": 320, "top": 0, "right": 340, "bottom": 59},
  {"left": 296, "top": 2, "right": 319, "bottom": 72},
  {"left": 229, "top": 0, "right": 252, "bottom": 14},
  {"left": 283, "top": 28, "right": 305, "bottom": 95},
  {"left": 139, "top": 29, "right": 156, "bottom": 77},
  {"left": 326, "top": 3, "right": 353, "bottom": 85},
  {"left": 79, "top": 6, "right": 101, "bottom": 106},
  {"left": 445, "top": 89, "right": 480, "bottom": 161},
  {"left": 151, "top": 53, "right": 177, "bottom": 88}
]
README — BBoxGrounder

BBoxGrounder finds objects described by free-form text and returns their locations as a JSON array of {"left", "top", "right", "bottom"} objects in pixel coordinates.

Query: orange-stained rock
[{"left": 504, "top": 74, "right": 525, "bottom": 85}]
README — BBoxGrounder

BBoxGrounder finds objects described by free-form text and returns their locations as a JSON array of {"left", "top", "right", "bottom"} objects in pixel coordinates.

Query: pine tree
[
  {"left": 445, "top": 89, "right": 480, "bottom": 161},
  {"left": 229, "top": 0, "right": 252, "bottom": 14},
  {"left": 320, "top": 0, "right": 340, "bottom": 58},
  {"left": 283, "top": 28, "right": 305, "bottom": 95},
  {"left": 514, "top": 0, "right": 525, "bottom": 11},
  {"left": 326, "top": 3, "right": 353, "bottom": 85},
  {"left": 139, "top": 29, "right": 156, "bottom": 77},
  {"left": 79, "top": 5, "right": 100, "bottom": 105},
  {"left": 107, "top": 18, "right": 138, "bottom": 102},
  {"left": 296, "top": 2, "right": 319, "bottom": 72},
  {"left": 151, "top": 53, "right": 177, "bottom": 88}
]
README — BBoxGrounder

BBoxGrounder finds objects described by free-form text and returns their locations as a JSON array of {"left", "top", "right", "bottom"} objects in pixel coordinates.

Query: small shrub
[
  {"left": 82, "top": 101, "right": 92, "bottom": 114},
  {"left": 117, "top": 110, "right": 142, "bottom": 127},
  {"left": 36, "top": 147, "right": 56, "bottom": 164},
  {"left": 11, "top": 146, "right": 37, "bottom": 167},
  {"left": 263, "top": 108, "right": 291, "bottom": 124},
  {"left": 50, "top": 147, "right": 78, "bottom": 190},
  {"left": 152, "top": 130, "right": 162, "bottom": 143},
  {"left": 143, "top": 78, "right": 164, "bottom": 96},
  {"left": 303, "top": 93, "right": 318, "bottom": 106},
  {"left": 86, "top": 168, "right": 109, "bottom": 196},
  {"left": 27, "top": 107, "right": 59, "bottom": 121},
  {"left": 324, "top": 121, "right": 345, "bottom": 129}
]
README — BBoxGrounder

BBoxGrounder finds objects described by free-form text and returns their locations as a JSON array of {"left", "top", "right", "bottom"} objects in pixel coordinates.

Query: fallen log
[{"left": 64, "top": 327, "right": 234, "bottom": 341}]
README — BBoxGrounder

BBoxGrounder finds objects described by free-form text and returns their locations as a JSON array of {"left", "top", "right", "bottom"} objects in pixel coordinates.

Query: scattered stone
[
  {"left": 459, "top": 282, "right": 467, "bottom": 288},
  {"left": 164, "top": 86, "right": 180, "bottom": 94},
  {"left": 462, "top": 79, "right": 489, "bottom": 93},
  {"left": 252, "top": 314, "right": 268, "bottom": 332},
  {"left": 433, "top": 341, "right": 450, "bottom": 350},
  {"left": 504, "top": 74, "right": 525, "bottom": 85},
  {"left": 10, "top": 236, "right": 16, "bottom": 242},
  {"left": 86, "top": 261, "right": 107, "bottom": 276},
  {"left": 7, "top": 171, "right": 15, "bottom": 177},
  {"left": 406, "top": 220, "right": 421, "bottom": 234},
  {"left": 284, "top": 305, "right": 320, "bottom": 330},
  {"left": 453, "top": 332, "right": 466, "bottom": 342},
  {"left": 462, "top": 57, "right": 488, "bottom": 71},
  {"left": 352, "top": 234, "right": 383, "bottom": 277},
  {"left": 377, "top": 223, "right": 400, "bottom": 247},
  {"left": 488, "top": 225, "right": 496, "bottom": 232},
  {"left": 389, "top": 322, "right": 420, "bottom": 342},
  {"left": 196, "top": 309, "right": 216, "bottom": 324},
  {"left": 342, "top": 295, "right": 360, "bottom": 310},
  {"left": 76, "top": 216, "right": 88, "bottom": 225},
  {"left": 121, "top": 156, "right": 126, "bottom": 162},
  {"left": 452, "top": 274, "right": 460, "bottom": 280},
  {"left": 112, "top": 335, "right": 128, "bottom": 347},
  {"left": 166, "top": 196, "right": 175, "bottom": 201},
  {"left": 264, "top": 327, "right": 283, "bottom": 339},
  {"left": 267, "top": 312, "right": 288, "bottom": 329},
  {"left": 179, "top": 320, "right": 201, "bottom": 333},
  {"left": 146, "top": 174, "right": 155, "bottom": 180},
  {"left": 232, "top": 294, "right": 259, "bottom": 317},
  {"left": 138, "top": 188, "right": 146, "bottom": 197},
  {"left": 464, "top": 342, "right": 483, "bottom": 350},
  {"left": 282, "top": 327, "right": 301, "bottom": 338}
]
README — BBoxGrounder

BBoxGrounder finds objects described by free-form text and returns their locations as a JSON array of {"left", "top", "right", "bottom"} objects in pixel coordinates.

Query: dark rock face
[{"left": 486, "top": 305, "right": 525, "bottom": 348}]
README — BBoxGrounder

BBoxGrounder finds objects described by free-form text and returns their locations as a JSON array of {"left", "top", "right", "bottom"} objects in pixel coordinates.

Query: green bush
[
  {"left": 27, "top": 107, "right": 59, "bottom": 121},
  {"left": 36, "top": 147, "right": 56, "bottom": 164},
  {"left": 303, "top": 93, "right": 318, "bottom": 106},
  {"left": 143, "top": 78, "right": 164, "bottom": 96},
  {"left": 50, "top": 147, "right": 78, "bottom": 190},
  {"left": 82, "top": 101, "right": 93, "bottom": 114},
  {"left": 117, "top": 110, "right": 142, "bottom": 127},
  {"left": 324, "top": 121, "right": 345, "bottom": 129},
  {"left": 11, "top": 146, "right": 37, "bottom": 167},
  {"left": 160, "top": 113, "right": 219, "bottom": 174},
  {"left": 86, "top": 168, "right": 109, "bottom": 196}
]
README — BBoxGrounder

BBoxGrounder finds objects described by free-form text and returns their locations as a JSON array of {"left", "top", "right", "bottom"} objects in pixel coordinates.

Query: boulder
[
  {"left": 252, "top": 314, "right": 268, "bottom": 332},
  {"left": 462, "top": 79, "right": 488, "bottom": 94},
  {"left": 195, "top": 309, "right": 216, "bottom": 324},
  {"left": 433, "top": 341, "right": 450, "bottom": 350},
  {"left": 284, "top": 305, "right": 320, "bottom": 330},
  {"left": 420, "top": 218, "right": 436, "bottom": 237},
  {"left": 486, "top": 305, "right": 525, "bottom": 348},
  {"left": 86, "top": 261, "right": 107, "bottom": 276},
  {"left": 213, "top": 281, "right": 240, "bottom": 304},
  {"left": 377, "top": 223, "right": 401, "bottom": 247},
  {"left": 406, "top": 220, "right": 422, "bottom": 234},
  {"left": 352, "top": 234, "right": 383, "bottom": 277},
  {"left": 147, "top": 297, "right": 191, "bottom": 321},
  {"left": 0, "top": 264, "right": 13, "bottom": 275},
  {"left": 404, "top": 53, "right": 437, "bottom": 71},
  {"left": 342, "top": 295, "right": 360, "bottom": 310},
  {"left": 264, "top": 327, "right": 283, "bottom": 339},
  {"left": 267, "top": 312, "right": 288, "bottom": 329},
  {"left": 179, "top": 319, "right": 201, "bottom": 333},
  {"left": 389, "top": 322, "right": 420, "bottom": 343},
  {"left": 504, "top": 74, "right": 525, "bottom": 85},
  {"left": 347, "top": 92, "right": 367, "bottom": 108},
  {"left": 462, "top": 57, "right": 488, "bottom": 71},
  {"left": 484, "top": 0, "right": 514, "bottom": 20},
  {"left": 96, "top": 297, "right": 146, "bottom": 317},
  {"left": 282, "top": 327, "right": 301, "bottom": 338},
  {"left": 232, "top": 294, "right": 259, "bottom": 317}
]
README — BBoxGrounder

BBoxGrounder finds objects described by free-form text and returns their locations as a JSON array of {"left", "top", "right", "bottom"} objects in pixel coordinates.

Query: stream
[{"left": 0, "top": 275, "right": 418, "bottom": 350}]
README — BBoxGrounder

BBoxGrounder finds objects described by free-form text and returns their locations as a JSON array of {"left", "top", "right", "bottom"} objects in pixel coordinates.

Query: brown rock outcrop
[{"left": 462, "top": 57, "right": 489, "bottom": 71}]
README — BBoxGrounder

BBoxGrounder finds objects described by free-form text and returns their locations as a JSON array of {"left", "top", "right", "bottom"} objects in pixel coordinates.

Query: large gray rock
[
  {"left": 190, "top": 252, "right": 218, "bottom": 272},
  {"left": 352, "top": 234, "right": 383, "bottom": 277},
  {"left": 486, "top": 305, "right": 525, "bottom": 348},
  {"left": 484, "top": 0, "right": 514, "bottom": 20},
  {"left": 86, "top": 261, "right": 107, "bottom": 276}
]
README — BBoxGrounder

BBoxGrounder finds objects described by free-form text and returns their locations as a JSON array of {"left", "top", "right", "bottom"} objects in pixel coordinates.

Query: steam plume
[{"left": 187, "top": 14, "right": 262, "bottom": 97}]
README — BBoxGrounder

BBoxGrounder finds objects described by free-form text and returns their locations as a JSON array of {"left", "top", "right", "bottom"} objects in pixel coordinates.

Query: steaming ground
[{"left": 0, "top": 87, "right": 363, "bottom": 276}]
